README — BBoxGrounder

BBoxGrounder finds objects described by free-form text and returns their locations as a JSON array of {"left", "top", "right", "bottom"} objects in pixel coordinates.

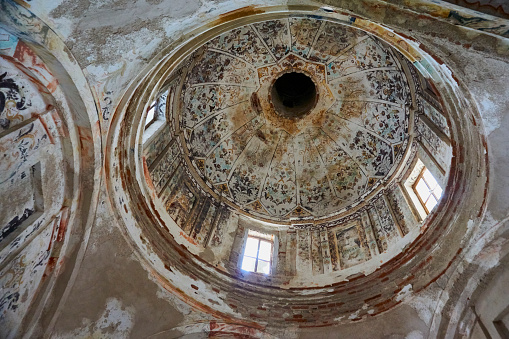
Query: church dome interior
[{"left": 0, "top": 1, "right": 508, "bottom": 338}]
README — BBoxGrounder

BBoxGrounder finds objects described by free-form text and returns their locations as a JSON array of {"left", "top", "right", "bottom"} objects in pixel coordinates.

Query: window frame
[
  {"left": 142, "top": 89, "right": 170, "bottom": 146},
  {"left": 144, "top": 100, "right": 158, "bottom": 129},
  {"left": 412, "top": 167, "right": 442, "bottom": 214},
  {"left": 241, "top": 233, "right": 274, "bottom": 275}
]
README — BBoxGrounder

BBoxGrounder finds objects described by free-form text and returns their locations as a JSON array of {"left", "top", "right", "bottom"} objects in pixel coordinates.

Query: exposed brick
[
  {"left": 364, "top": 293, "right": 382, "bottom": 302},
  {"left": 285, "top": 318, "right": 307, "bottom": 322}
]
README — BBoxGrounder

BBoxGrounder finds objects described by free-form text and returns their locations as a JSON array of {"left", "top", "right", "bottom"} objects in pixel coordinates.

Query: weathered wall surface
[
  {"left": 442, "top": 0, "right": 509, "bottom": 19},
  {"left": 0, "top": 8, "right": 101, "bottom": 337},
  {"left": 0, "top": 0, "right": 508, "bottom": 338},
  {"left": 49, "top": 189, "right": 212, "bottom": 339},
  {"left": 0, "top": 31, "right": 70, "bottom": 338}
]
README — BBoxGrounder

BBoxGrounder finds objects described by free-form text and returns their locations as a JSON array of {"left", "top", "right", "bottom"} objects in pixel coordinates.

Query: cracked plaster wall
[{"left": 0, "top": 0, "right": 509, "bottom": 338}]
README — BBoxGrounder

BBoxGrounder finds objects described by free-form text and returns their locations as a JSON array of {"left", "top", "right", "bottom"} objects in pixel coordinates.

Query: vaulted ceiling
[{"left": 0, "top": 1, "right": 508, "bottom": 338}]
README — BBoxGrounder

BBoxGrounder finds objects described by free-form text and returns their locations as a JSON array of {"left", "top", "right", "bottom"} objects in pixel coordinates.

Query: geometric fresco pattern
[{"left": 179, "top": 17, "right": 410, "bottom": 222}]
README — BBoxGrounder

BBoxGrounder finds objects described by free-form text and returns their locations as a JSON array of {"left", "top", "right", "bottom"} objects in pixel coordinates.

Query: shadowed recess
[{"left": 271, "top": 72, "right": 317, "bottom": 119}]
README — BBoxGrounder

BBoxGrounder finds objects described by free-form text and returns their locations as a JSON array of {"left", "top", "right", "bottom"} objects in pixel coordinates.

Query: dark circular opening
[{"left": 271, "top": 72, "right": 317, "bottom": 119}]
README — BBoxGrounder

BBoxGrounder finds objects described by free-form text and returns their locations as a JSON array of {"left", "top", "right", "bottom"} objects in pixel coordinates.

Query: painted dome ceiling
[{"left": 176, "top": 17, "right": 411, "bottom": 223}]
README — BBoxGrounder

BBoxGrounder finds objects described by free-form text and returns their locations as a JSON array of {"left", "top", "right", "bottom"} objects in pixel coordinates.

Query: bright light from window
[
  {"left": 241, "top": 233, "right": 272, "bottom": 274},
  {"left": 145, "top": 101, "right": 157, "bottom": 128},
  {"left": 414, "top": 168, "right": 443, "bottom": 213}
]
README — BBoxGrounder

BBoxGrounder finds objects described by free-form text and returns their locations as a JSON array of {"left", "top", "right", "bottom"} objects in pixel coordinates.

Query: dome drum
[{"left": 107, "top": 9, "right": 486, "bottom": 327}]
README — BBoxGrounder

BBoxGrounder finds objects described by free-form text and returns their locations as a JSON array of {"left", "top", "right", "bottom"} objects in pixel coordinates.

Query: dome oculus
[{"left": 271, "top": 71, "right": 317, "bottom": 119}]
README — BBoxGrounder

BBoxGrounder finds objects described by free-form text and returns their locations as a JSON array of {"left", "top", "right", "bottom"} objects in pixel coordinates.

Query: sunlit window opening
[
  {"left": 241, "top": 231, "right": 273, "bottom": 274},
  {"left": 145, "top": 100, "right": 157, "bottom": 129},
  {"left": 413, "top": 167, "right": 443, "bottom": 214}
]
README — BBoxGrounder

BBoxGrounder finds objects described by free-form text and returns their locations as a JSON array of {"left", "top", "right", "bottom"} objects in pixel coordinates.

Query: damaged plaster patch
[
  {"left": 52, "top": 4, "right": 172, "bottom": 67},
  {"left": 49, "top": 0, "right": 222, "bottom": 68},
  {"left": 406, "top": 330, "right": 424, "bottom": 339},
  {"left": 88, "top": 198, "right": 119, "bottom": 254},
  {"left": 77, "top": 26, "right": 164, "bottom": 67},
  {"left": 334, "top": 315, "right": 345, "bottom": 322},
  {"left": 478, "top": 94, "right": 501, "bottom": 135},
  {"left": 466, "top": 211, "right": 496, "bottom": 246},
  {"left": 464, "top": 212, "right": 509, "bottom": 267},
  {"left": 472, "top": 237, "right": 506, "bottom": 269},
  {"left": 148, "top": 273, "right": 213, "bottom": 325},
  {"left": 348, "top": 305, "right": 365, "bottom": 320},
  {"left": 154, "top": 287, "right": 193, "bottom": 317},
  {"left": 462, "top": 55, "right": 509, "bottom": 137},
  {"left": 54, "top": 298, "right": 135, "bottom": 339},
  {"left": 396, "top": 284, "right": 413, "bottom": 302},
  {"left": 51, "top": 0, "right": 201, "bottom": 29},
  {"left": 407, "top": 286, "right": 442, "bottom": 326}
]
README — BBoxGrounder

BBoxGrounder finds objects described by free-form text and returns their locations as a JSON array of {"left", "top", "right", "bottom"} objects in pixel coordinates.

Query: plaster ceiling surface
[{"left": 177, "top": 17, "right": 411, "bottom": 222}]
